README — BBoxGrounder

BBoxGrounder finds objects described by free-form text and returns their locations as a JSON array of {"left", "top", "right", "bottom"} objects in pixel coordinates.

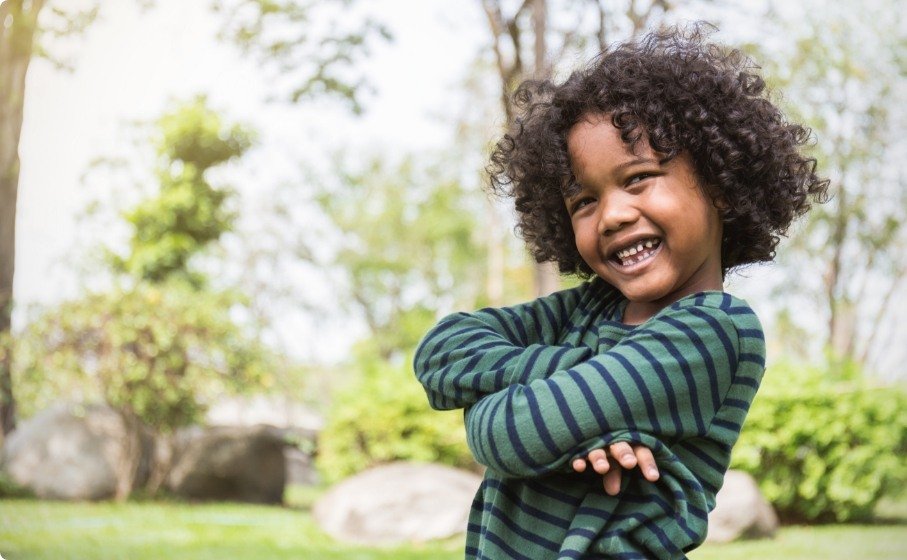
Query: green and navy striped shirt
[{"left": 414, "top": 278, "right": 765, "bottom": 559}]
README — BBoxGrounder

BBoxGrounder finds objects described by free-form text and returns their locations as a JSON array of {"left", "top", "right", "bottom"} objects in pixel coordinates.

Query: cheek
[{"left": 573, "top": 224, "right": 599, "bottom": 261}]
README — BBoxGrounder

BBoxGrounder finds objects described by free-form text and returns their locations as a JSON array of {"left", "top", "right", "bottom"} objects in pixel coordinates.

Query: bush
[
  {"left": 14, "top": 281, "right": 272, "bottom": 433},
  {"left": 0, "top": 471, "right": 33, "bottom": 498},
  {"left": 731, "top": 360, "right": 907, "bottom": 523},
  {"left": 316, "top": 355, "right": 475, "bottom": 484}
]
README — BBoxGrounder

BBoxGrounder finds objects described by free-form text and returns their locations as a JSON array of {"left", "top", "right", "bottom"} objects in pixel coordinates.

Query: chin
[
  {"left": 612, "top": 283, "right": 669, "bottom": 303},
  {"left": 624, "top": 292, "right": 663, "bottom": 304}
]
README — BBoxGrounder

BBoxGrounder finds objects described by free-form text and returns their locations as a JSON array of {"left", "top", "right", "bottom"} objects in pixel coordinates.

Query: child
[{"left": 414, "top": 25, "right": 827, "bottom": 559}]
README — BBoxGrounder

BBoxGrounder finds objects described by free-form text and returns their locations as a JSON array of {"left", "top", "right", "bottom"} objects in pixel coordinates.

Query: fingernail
[
  {"left": 648, "top": 467, "right": 659, "bottom": 478},
  {"left": 595, "top": 460, "right": 608, "bottom": 469}
]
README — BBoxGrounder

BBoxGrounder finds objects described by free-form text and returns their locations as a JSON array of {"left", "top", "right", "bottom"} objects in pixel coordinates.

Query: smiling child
[{"left": 414, "top": 24, "right": 827, "bottom": 559}]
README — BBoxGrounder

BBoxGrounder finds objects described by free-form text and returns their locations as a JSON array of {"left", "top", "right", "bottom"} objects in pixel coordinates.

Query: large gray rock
[
  {"left": 707, "top": 469, "right": 779, "bottom": 543},
  {"left": 0, "top": 403, "right": 153, "bottom": 500},
  {"left": 313, "top": 462, "right": 482, "bottom": 545},
  {"left": 205, "top": 394, "right": 322, "bottom": 486},
  {"left": 285, "top": 446, "right": 319, "bottom": 486},
  {"left": 166, "top": 425, "right": 286, "bottom": 503}
]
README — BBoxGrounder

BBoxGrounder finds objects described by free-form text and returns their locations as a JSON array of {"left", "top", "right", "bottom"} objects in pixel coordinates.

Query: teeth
[{"left": 614, "top": 238, "right": 660, "bottom": 265}]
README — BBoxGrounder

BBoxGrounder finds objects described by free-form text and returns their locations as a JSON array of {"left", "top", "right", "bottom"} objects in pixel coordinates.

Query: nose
[{"left": 596, "top": 191, "right": 640, "bottom": 235}]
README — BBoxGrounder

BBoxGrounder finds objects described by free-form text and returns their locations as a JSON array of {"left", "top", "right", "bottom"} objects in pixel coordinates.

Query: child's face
[{"left": 565, "top": 113, "right": 723, "bottom": 320}]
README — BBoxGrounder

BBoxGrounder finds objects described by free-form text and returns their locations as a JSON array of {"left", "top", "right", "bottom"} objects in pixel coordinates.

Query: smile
[{"left": 611, "top": 238, "right": 662, "bottom": 268}]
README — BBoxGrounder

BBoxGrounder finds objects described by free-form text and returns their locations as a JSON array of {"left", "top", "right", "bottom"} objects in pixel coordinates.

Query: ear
[{"left": 712, "top": 195, "right": 730, "bottom": 216}]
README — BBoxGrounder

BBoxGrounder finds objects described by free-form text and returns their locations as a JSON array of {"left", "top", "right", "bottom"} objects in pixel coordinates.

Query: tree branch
[
  {"left": 480, "top": 1, "right": 508, "bottom": 83},
  {"left": 514, "top": 0, "right": 534, "bottom": 21},
  {"left": 593, "top": 0, "right": 608, "bottom": 51},
  {"left": 859, "top": 260, "right": 907, "bottom": 367},
  {"left": 480, "top": 0, "right": 520, "bottom": 122}
]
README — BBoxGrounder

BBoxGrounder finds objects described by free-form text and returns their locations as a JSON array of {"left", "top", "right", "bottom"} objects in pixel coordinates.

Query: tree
[
  {"left": 1, "top": 0, "right": 386, "bottom": 435},
  {"left": 15, "top": 283, "right": 270, "bottom": 435},
  {"left": 0, "top": 0, "right": 99, "bottom": 436},
  {"left": 480, "top": 0, "right": 674, "bottom": 125},
  {"left": 14, "top": 280, "right": 272, "bottom": 498},
  {"left": 111, "top": 96, "right": 254, "bottom": 286},
  {"left": 313, "top": 154, "right": 487, "bottom": 359},
  {"left": 188, "top": 0, "right": 395, "bottom": 362},
  {"left": 755, "top": 0, "right": 907, "bottom": 372},
  {"left": 13, "top": 99, "right": 271, "bottom": 497},
  {"left": 477, "top": 0, "right": 679, "bottom": 297},
  {"left": 212, "top": 0, "right": 391, "bottom": 113}
]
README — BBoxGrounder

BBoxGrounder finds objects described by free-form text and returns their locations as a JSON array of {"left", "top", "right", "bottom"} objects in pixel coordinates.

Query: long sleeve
[
  {"left": 414, "top": 282, "right": 613, "bottom": 410},
  {"left": 464, "top": 296, "right": 744, "bottom": 478}
]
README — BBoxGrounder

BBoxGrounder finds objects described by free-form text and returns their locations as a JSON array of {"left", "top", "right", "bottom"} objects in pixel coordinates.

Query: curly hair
[{"left": 487, "top": 24, "right": 829, "bottom": 277}]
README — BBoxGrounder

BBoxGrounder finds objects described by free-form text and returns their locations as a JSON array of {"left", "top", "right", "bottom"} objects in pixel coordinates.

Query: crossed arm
[{"left": 414, "top": 292, "right": 740, "bottom": 479}]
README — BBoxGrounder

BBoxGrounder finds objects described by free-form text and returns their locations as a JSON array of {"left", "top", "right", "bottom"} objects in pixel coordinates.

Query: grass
[
  {"left": 689, "top": 523, "right": 907, "bottom": 560},
  {"left": 0, "top": 500, "right": 462, "bottom": 560},
  {"left": 1, "top": 490, "right": 905, "bottom": 560}
]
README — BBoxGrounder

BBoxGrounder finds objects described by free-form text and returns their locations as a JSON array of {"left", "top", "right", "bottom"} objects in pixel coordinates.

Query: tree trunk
[
  {"left": 529, "top": 0, "right": 561, "bottom": 296},
  {"left": 146, "top": 431, "right": 175, "bottom": 497},
  {"left": 485, "top": 198, "right": 504, "bottom": 306},
  {"left": 114, "top": 409, "right": 144, "bottom": 501},
  {"left": 532, "top": 0, "right": 547, "bottom": 78},
  {"left": 0, "top": 0, "right": 45, "bottom": 436},
  {"left": 824, "top": 182, "right": 849, "bottom": 360}
]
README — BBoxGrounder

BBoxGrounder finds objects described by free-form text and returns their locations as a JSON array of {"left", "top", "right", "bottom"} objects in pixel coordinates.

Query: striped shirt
[{"left": 414, "top": 278, "right": 765, "bottom": 559}]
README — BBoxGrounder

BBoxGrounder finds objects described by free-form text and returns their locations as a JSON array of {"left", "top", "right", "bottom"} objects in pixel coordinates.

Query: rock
[
  {"left": 285, "top": 446, "right": 319, "bottom": 486},
  {"left": 205, "top": 394, "right": 322, "bottom": 487},
  {"left": 0, "top": 403, "right": 153, "bottom": 500},
  {"left": 313, "top": 462, "right": 482, "bottom": 545},
  {"left": 707, "top": 469, "right": 779, "bottom": 543},
  {"left": 166, "top": 425, "right": 286, "bottom": 503}
]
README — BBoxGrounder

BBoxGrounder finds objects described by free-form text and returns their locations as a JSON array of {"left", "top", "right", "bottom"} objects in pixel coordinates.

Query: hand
[{"left": 571, "top": 442, "right": 660, "bottom": 495}]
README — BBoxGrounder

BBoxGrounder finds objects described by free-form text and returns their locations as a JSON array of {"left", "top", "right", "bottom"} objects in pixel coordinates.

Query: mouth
[{"left": 609, "top": 237, "right": 662, "bottom": 268}]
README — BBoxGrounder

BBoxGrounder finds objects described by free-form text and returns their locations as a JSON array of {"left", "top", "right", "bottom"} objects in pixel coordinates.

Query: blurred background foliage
[
  {"left": 316, "top": 352, "right": 474, "bottom": 485},
  {"left": 312, "top": 154, "right": 489, "bottom": 359},
  {"left": 14, "top": 281, "right": 272, "bottom": 434},
  {"left": 0, "top": 0, "right": 905, "bottom": 529},
  {"left": 731, "top": 359, "right": 907, "bottom": 523},
  {"left": 112, "top": 96, "right": 255, "bottom": 286},
  {"left": 12, "top": 96, "right": 272, "bottom": 436}
]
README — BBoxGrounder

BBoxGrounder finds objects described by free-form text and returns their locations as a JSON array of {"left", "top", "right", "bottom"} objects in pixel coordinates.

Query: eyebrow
[
  {"left": 612, "top": 157, "right": 660, "bottom": 172},
  {"left": 563, "top": 156, "right": 667, "bottom": 198}
]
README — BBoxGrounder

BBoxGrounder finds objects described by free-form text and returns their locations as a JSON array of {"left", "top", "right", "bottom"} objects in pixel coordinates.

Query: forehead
[{"left": 566, "top": 114, "right": 654, "bottom": 177}]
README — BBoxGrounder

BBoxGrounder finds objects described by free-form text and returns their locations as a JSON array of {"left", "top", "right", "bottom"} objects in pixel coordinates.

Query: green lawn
[
  {"left": 0, "top": 499, "right": 462, "bottom": 560},
  {"left": 1, "top": 491, "right": 905, "bottom": 560}
]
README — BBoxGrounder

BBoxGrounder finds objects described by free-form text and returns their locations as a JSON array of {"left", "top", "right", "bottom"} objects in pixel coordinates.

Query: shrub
[
  {"left": 0, "top": 471, "right": 33, "bottom": 499},
  {"left": 14, "top": 281, "right": 272, "bottom": 433},
  {"left": 316, "top": 355, "right": 474, "bottom": 484},
  {"left": 731, "top": 360, "right": 907, "bottom": 523}
]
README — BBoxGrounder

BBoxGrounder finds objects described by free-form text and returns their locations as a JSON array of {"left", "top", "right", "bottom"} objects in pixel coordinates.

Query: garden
[{"left": 1, "top": 1, "right": 906, "bottom": 559}]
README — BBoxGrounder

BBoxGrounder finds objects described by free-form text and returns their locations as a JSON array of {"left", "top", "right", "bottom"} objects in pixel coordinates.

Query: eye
[
  {"left": 569, "top": 197, "right": 595, "bottom": 215},
  {"left": 627, "top": 172, "right": 655, "bottom": 186}
]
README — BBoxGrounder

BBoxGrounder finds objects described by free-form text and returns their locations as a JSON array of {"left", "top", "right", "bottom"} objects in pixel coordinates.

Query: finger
[
  {"left": 633, "top": 445, "right": 660, "bottom": 482},
  {"left": 609, "top": 442, "right": 638, "bottom": 469},
  {"left": 603, "top": 459, "right": 622, "bottom": 495},
  {"left": 572, "top": 458, "right": 587, "bottom": 472},
  {"left": 587, "top": 449, "right": 610, "bottom": 474}
]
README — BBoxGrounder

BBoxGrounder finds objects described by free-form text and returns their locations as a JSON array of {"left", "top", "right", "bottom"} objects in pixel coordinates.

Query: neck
[{"left": 621, "top": 266, "right": 724, "bottom": 325}]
